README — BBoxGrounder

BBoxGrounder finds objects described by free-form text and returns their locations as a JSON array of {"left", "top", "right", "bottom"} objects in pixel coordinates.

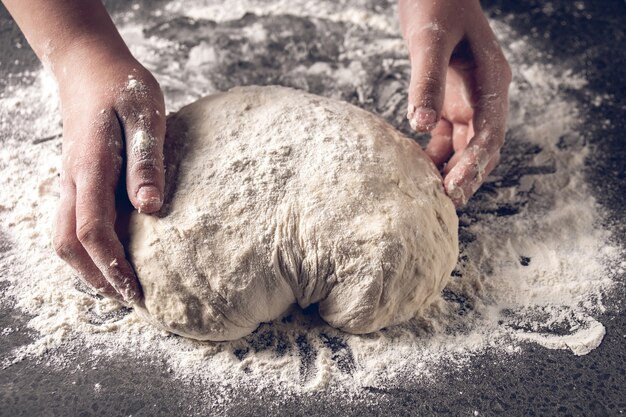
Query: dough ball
[{"left": 128, "top": 86, "right": 458, "bottom": 341}]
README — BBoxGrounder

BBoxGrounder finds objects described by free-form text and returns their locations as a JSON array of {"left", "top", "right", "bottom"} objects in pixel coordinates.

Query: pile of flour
[{"left": 0, "top": 0, "right": 623, "bottom": 405}]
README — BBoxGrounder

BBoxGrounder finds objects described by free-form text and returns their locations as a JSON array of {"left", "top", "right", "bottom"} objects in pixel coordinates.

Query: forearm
[{"left": 2, "top": 0, "right": 132, "bottom": 76}]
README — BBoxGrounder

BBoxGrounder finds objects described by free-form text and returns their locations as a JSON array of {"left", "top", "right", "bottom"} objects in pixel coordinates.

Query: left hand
[
  {"left": 52, "top": 45, "right": 166, "bottom": 303},
  {"left": 399, "top": 0, "right": 512, "bottom": 207}
]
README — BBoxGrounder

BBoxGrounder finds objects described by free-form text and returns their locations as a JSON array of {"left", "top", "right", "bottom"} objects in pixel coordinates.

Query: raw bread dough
[{"left": 128, "top": 86, "right": 458, "bottom": 341}]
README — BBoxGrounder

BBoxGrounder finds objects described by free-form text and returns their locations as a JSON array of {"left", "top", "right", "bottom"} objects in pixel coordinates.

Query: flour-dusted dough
[{"left": 128, "top": 86, "right": 458, "bottom": 341}]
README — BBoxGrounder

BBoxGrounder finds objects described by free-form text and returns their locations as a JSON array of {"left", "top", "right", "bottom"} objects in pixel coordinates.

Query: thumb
[
  {"left": 124, "top": 107, "right": 166, "bottom": 213},
  {"left": 406, "top": 26, "right": 455, "bottom": 132}
]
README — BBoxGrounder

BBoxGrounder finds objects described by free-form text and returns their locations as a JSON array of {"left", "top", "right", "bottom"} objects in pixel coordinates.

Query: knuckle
[
  {"left": 129, "top": 158, "right": 163, "bottom": 180},
  {"left": 408, "top": 25, "right": 447, "bottom": 48},
  {"left": 118, "top": 76, "right": 164, "bottom": 113},
  {"left": 71, "top": 158, "right": 96, "bottom": 176},
  {"left": 53, "top": 233, "right": 81, "bottom": 260},
  {"left": 140, "top": 71, "right": 163, "bottom": 94},
  {"left": 71, "top": 150, "right": 121, "bottom": 180},
  {"left": 76, "top": 218, "right": 109, "bottom": 246}
]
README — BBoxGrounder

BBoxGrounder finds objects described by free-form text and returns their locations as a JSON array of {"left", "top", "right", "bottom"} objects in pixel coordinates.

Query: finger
[
  {"left": 466, "top": 120, "right": 475, "bottom": 144},
  {"left": 75, "top": 173, "right": 142, "bottom": 303},
  {"left": 120, "top": 87, "right": 166, "bottom": 214},
  {"left": 425, "top": 118, "right": 453, "bottom": 169},
  {"left": 443, "top": 144, "right": 488, "bottom": 207},
  {"left": 484, "top": 151, "right": 501, "bottom": 179},
  {"left": 445, "top": 149, "right": 501, "bottom": 206},
  {"left": 443, "top": 122, "right": 471, "bottom": 175},
  {"left": 444, "top": 131, "right": 505, "bottom": 207},
  {"left": 405, "top": 23, "right": 460, "bottom": 132},
  {"left": 73, "top": 115, "right": 142, "bottom": 303},
  {"left": 444, "top": 29, "right": 511, "bottom": 206},
  {"left": 53, "top": 180, "right": 121, "bottom": 301}
]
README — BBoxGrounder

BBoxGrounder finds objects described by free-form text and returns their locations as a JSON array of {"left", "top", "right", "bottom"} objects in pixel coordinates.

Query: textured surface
[
  {"left": 0, "top": 0, "right": 624, "bottom": 416},
  {"left": 130, "top": 86, "right": 457, "bottom": 340}
]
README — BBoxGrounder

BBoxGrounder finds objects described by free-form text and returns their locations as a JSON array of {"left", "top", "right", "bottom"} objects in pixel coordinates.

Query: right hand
[
  {"left": 399, "top": 0, "right": 511, "bottom": 207},
  {"left": 52, "top": 43, "right": 166, "bottom": 303}
]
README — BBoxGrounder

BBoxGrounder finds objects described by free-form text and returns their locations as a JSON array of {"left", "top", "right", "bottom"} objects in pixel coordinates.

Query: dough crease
[{"left": 129, "top": 86, "right": 458, "bottom": 341}]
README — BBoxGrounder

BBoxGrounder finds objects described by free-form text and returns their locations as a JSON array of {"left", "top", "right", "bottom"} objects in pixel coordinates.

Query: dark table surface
[{"left": 0, "top": 0, "right": 624, "bottom": 416}]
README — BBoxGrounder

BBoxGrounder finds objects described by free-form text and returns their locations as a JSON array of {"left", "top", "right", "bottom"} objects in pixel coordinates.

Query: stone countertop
[{"left": 0, "top": 0, "right": 624, "bottom": 416}]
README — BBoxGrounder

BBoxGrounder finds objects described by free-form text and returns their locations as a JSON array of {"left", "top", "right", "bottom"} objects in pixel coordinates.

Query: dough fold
[{"left": 129, "top": 86, "right": 458, "bottom": 341}]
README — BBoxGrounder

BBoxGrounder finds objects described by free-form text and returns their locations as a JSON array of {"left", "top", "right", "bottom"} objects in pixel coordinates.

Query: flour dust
[{"left": 0, "top": 0, "right": 623, "bottom": 406}]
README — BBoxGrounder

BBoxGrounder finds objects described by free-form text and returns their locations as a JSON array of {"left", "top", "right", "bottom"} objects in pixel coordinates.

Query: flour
[
  {"left": 162, "top": 0, "right": 398, "bottom": 32},
  {"left": 0, "top": 0, "right": 623, "bottom": 407},
  {"left": 129, "top": 85, "right": 458, "bottom": 341}
]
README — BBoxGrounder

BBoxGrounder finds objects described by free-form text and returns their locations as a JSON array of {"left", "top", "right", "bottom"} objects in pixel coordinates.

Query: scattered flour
[
  {"left": 162, "top": 0, "right": 398, "bottom": 32},
  {"left": 0, "top": 0, "right": 623, "bottom": 407}
]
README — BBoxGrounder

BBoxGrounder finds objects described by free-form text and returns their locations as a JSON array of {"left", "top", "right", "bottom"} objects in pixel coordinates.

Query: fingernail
[
  {"left": 409, "top": 107, "right": 437, "bottom": 131},
  {"left": 137, "top": 185, "right": 162, "bottom": 208}
]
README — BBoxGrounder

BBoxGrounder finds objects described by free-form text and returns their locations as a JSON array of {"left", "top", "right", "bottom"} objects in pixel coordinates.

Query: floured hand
[
  {"left": 399, "top": 0, "right": 512, "bottom": 207},
  {"left": 4, "top": 0, "right": 166, "bottom": 302},
  {"left": 52, "top": 48, "right": 165, "bottom": 303}
]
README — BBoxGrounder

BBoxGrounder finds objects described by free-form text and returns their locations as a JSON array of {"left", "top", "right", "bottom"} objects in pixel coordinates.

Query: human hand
[
  {"left": 52, "top": 45, "right": 165, "bottom": 303},
  {"left": 399, "top": 0, "right": 512, "bottom": 207}
]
